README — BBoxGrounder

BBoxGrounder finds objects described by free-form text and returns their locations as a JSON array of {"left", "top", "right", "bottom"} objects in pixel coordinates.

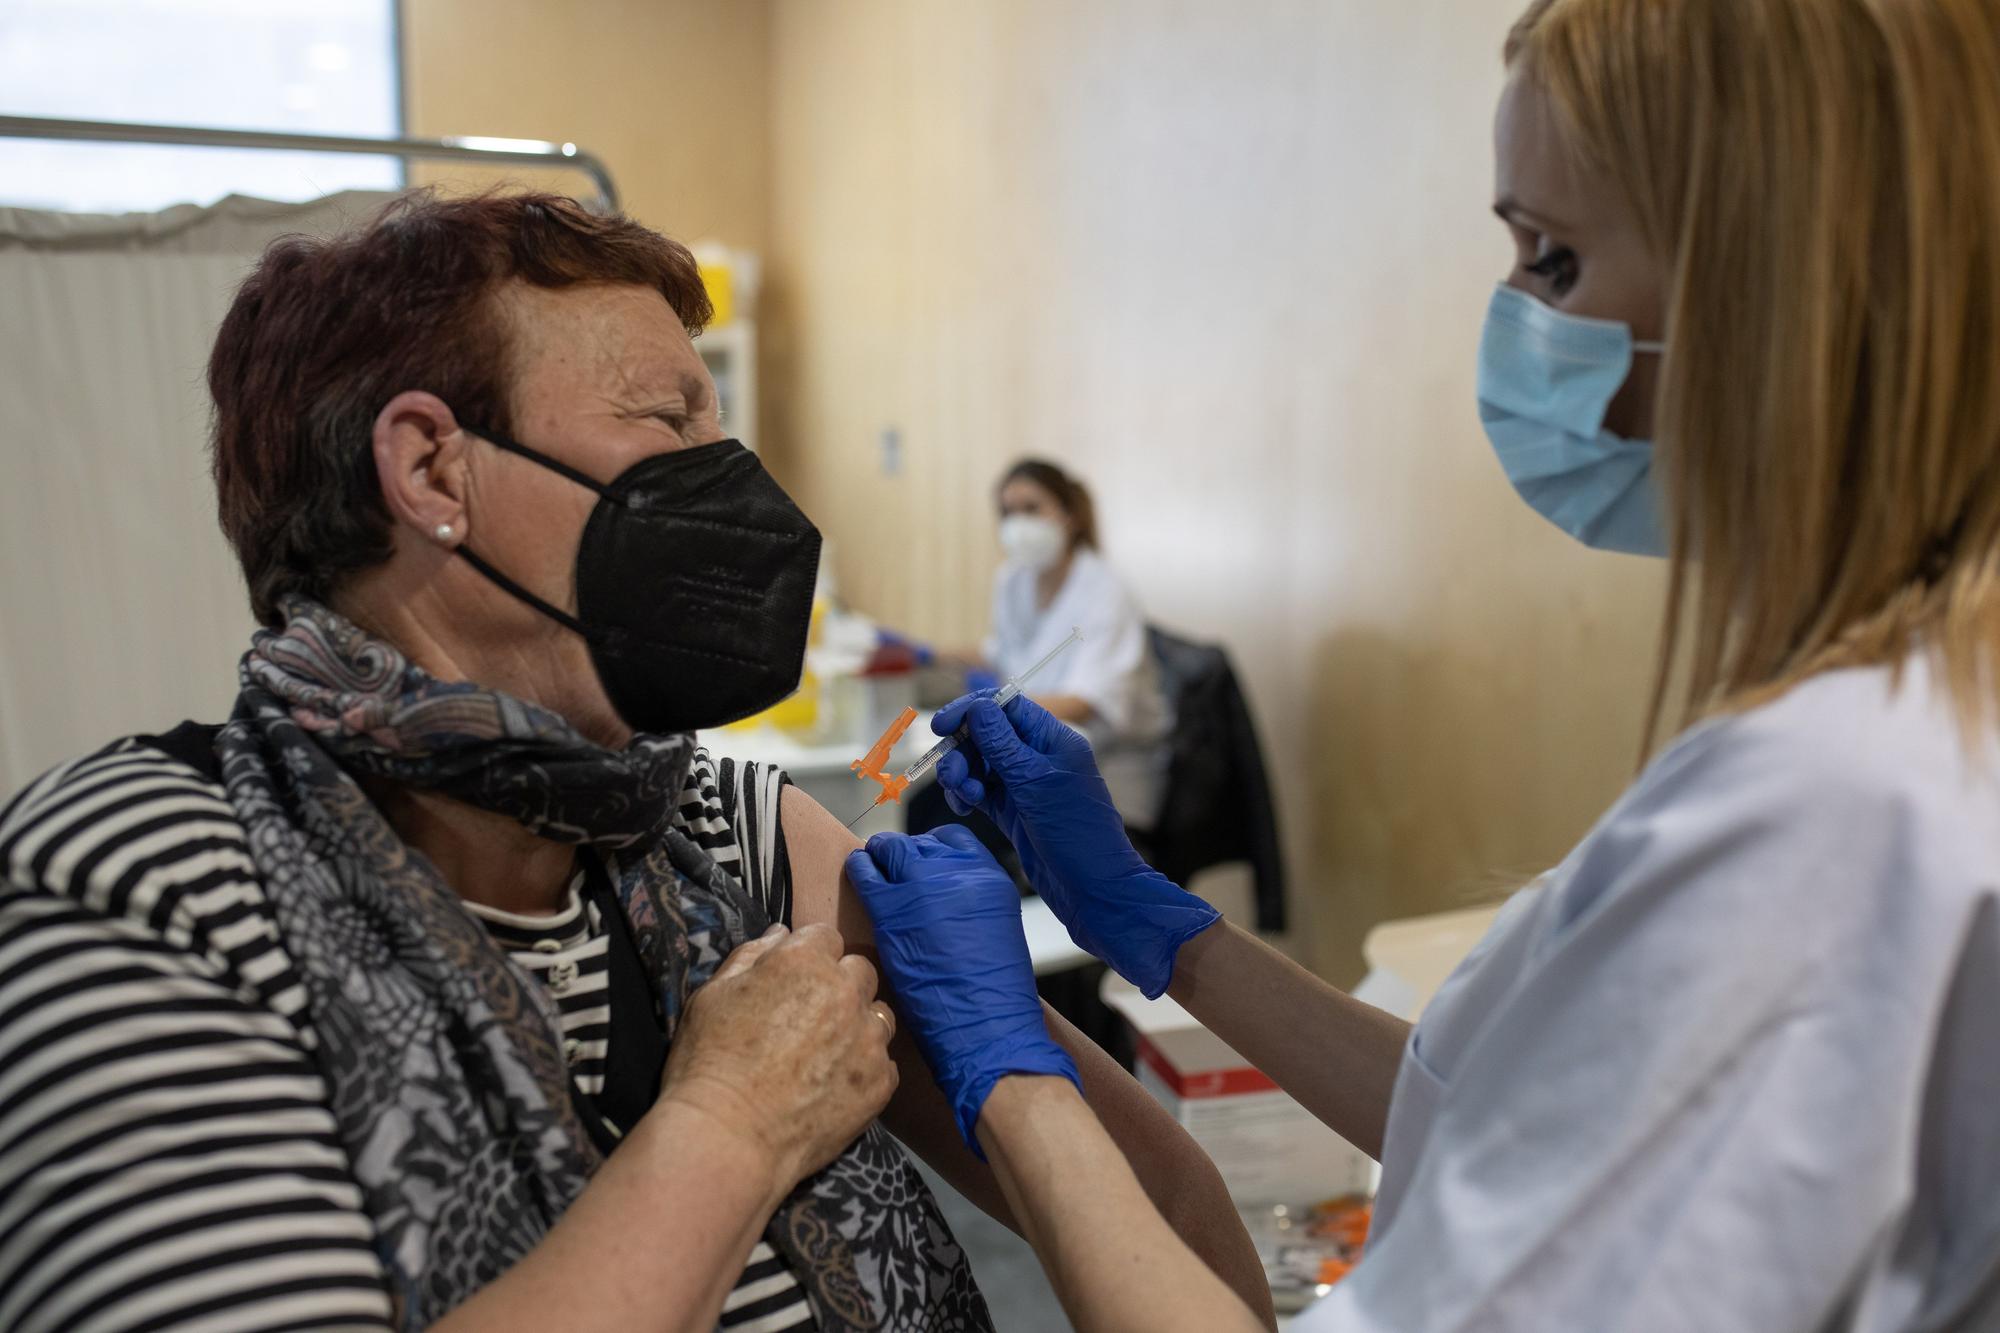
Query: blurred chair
[{"left": 1143, "top": 626, "right": 1288, "bottom": 933}]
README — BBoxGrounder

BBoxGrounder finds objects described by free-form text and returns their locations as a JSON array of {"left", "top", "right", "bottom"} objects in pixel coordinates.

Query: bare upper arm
[{"left": 778, "top": 784, "right": 876, "bottom": 952}]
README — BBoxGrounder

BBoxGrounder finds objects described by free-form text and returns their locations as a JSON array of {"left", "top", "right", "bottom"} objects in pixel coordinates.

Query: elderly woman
[{"left": 0, "top": 193, "right": 1266, "bottom": 1332}]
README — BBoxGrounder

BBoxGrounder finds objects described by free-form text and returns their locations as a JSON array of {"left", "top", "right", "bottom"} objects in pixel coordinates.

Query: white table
[{"left": 701, "top": 719, "right": 1094, "bottom": 976}]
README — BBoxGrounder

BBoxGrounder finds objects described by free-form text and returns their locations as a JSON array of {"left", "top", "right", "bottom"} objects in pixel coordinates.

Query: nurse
[
  {"left": 973, "top": 458, "right": 1169, "bottom": 827},
  {"left": 847, "top": 0, "right": 2000, "bottom": 1329}
]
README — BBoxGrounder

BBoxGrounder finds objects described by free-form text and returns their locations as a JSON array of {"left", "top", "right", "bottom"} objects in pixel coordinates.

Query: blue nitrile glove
[
  {"left": 845, "top": 825, "right": 1081, "bottom": 1156},
  {"left": 930, "top": 692, "right": 1221, "bottom": 999},
  {"left": 876, "top": 628, "right": 936, "bottom": 666}
]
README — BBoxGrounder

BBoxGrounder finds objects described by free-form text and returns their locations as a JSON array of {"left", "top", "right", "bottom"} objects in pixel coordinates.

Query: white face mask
[{"left": 1000, "top": 513, "right": 1069, "bottom": 570}]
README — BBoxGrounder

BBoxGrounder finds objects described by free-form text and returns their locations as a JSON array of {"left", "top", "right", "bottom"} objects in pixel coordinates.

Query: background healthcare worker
[
  {"left": 953, "top": 457, "right": 1170, "bottom": 826},
  {"left": 846, "top": 0, "right": 2000, "bottom": 1328}
]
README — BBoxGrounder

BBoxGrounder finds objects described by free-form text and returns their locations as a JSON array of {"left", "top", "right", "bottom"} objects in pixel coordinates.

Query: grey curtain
[{"left": 0, "top": 191, "right": 396, "bottom": 793}]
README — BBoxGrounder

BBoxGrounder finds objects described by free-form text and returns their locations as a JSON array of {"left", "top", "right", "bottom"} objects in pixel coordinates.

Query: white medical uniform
[
  {"left": 986, "top": 546, "right": 1170, "bottom": 827},
  {"left": 1300, "top": 654, "right": 2000, "bottom": 1332}
]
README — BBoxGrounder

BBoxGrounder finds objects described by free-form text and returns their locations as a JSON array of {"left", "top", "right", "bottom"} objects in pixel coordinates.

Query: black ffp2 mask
[{"left": 454, "top": 429, "right": 822, "bottom": 735}]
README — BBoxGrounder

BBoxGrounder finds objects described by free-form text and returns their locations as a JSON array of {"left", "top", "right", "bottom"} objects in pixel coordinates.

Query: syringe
[
  {"left": 903, "top": 626, "right": 1082, "bottom": 785},
  {"left": 845, "top": 626, "right": 1082, "bottom": 829}
]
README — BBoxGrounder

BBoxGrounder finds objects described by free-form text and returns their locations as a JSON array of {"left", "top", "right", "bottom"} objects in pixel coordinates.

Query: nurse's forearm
[
  {"left": 976, "top": 1076, "right": 1270, "bottom": 1333},
  {"left": 1031, "top": 692, "right": 1096, "bottom": 724},
  {"left": 1169, "top": 922, "right": 1410, "bottom": 1160}
]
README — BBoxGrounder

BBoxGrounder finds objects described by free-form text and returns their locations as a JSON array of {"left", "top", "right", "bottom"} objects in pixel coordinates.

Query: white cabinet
[{"left": 696, "top": 318, "right": 757, "bottom": 452}]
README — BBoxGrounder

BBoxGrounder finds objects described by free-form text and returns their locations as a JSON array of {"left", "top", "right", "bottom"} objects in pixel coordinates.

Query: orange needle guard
[{"left": 850, "top": 705, "right": 920, "bottom": 809}]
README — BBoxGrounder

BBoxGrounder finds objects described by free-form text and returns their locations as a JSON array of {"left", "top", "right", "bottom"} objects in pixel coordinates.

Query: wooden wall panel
[{"left": 401, "top": 0, "right": 772, "bottom": 250}]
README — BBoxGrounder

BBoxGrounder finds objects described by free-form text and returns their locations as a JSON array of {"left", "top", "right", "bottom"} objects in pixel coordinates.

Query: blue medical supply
[
  {"left": 875, "top": 627, "right": 936, "bottom": 666},
  {"left": 932, "top": 692, "right": 1220, "bottom": 999},
  {"left": 1477, "top": 282, "right": 1668, "bottom": 556},
  {"left": 845, "top": 826, "right": 1081, "bottom": 1155}
]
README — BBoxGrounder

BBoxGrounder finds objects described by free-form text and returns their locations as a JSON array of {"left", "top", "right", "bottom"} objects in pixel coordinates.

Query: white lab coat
[
  {"left": 986, "top": 547, "right": 1170, "bottom": 827},
  {"left": 1301, "top": 653, "right": 2000, "bottom": 1332}
]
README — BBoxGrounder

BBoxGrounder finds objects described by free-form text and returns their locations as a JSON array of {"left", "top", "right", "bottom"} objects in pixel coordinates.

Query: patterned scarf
[{"left": 215, "top": 598, "right": 992, "bottom": 1331}]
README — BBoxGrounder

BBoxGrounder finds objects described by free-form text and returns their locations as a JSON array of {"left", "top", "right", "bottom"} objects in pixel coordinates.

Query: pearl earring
[{"left": 434, "top": 523, "right": 455, "bottom": 543}]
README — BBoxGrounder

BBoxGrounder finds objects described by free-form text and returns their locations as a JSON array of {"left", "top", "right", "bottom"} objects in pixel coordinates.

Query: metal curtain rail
[{"left": 0, "top": 114, "right": 621, "bottom": 213}]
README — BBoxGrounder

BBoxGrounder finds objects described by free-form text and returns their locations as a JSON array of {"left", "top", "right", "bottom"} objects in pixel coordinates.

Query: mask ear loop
[
  {"left": 455, "top": 546, "right": 595, "bottom": 639},
  {"left": 462, "top": 424, "right": 620, "bottom": 499},
  {"left": 450, "top": 423, "right": 620, "bottom": 639}
]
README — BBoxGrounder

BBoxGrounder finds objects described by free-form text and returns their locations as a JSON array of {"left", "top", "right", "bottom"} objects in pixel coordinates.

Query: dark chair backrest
[{"left": 1145, "top": 626, "right": 1288, "bottom": 932}]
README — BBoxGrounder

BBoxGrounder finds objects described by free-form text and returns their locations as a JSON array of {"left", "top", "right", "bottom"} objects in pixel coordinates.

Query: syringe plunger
[{"left": 891, "top": 626, "right": 1082, "bottom": 788}]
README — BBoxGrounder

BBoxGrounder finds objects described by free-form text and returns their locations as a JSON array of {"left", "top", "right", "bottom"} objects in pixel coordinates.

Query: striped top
[
  {"left": 471, "top": 883, "right": 619, "bottom": 1099},
  {"left": 0, "top": 731, "right": 808, "bottom": 1333}
]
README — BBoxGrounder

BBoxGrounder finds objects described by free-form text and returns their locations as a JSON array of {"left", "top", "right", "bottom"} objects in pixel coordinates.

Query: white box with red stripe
[{"left": 1113, "top": 988, "right": 1374, "bottom": 1207}]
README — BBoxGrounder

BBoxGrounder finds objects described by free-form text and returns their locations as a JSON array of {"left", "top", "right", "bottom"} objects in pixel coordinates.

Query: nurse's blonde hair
[{"left": 1507, "top": 0, "right": 2000, "bottom": 738}]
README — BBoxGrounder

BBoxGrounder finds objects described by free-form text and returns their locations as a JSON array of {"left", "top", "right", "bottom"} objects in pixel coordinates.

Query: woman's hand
[
  {"left": 437, "top": 925, "right": 897, "bottom": 1333},
  {"left": 844, "top": 827, "right": 1081, "bottom": 1153},
  {"left": 932, "top": 692, "right": 1219, "bottom": 998},
  {"left": 654, "top": 924, "right": 899, "bottom": 1200}
]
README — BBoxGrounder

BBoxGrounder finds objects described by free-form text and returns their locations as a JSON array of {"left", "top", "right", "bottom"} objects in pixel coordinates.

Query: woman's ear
[{"left": 373, "top": 391, "right": 471, "bottom": 547}]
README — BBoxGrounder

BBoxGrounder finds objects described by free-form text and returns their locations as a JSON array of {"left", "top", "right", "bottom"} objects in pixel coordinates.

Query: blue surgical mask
[{"left": 1477, "top": 283, "right": 1667, "bottom": 556}]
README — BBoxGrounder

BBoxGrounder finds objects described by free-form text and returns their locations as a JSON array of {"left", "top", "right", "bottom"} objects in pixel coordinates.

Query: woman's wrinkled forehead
[{"left": 496, "top": 281, "right": 710, "bottom": 413}]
